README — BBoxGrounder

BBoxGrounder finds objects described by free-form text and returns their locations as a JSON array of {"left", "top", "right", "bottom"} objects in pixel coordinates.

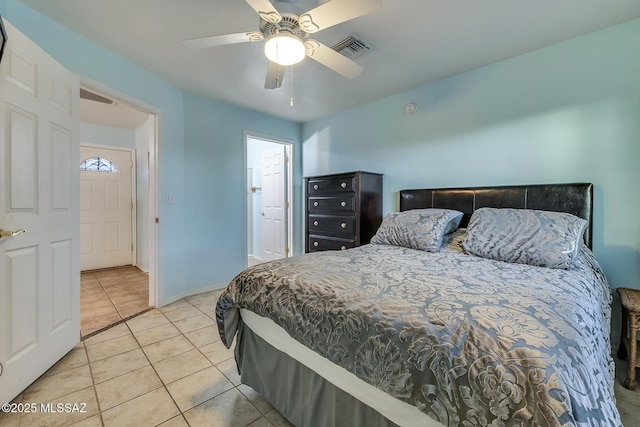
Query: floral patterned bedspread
[{"left": 216, "top": 231, "right": 621, "bottom": 426}]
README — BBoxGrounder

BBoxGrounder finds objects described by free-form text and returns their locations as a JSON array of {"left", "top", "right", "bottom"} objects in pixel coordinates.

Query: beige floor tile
[
  {"left": 90, "top": 348, "right": 150, "bottom": 384},
  {"left": 162, "top": 305, "right": 204, "bottom": 322},
  {"left": 153, "top": 349, "right": 212, "bottom": 384},
  {"left": 200, "top": 339, "right": 235, "bottom": 364},
  {"left": 95, "top": 365, "right": 163, "bottom": 411},
  {"left": 80, "top": 287, "right": 109, "bottom": 299},
  {"left": 158, "top": 415, "right": 190, "bottom": 426},
  {"left": 265, "top": 408, "right": 295, "bottom": 427},
  {"left": 86, "top": 333, "right": 139, "bottom": 362},
  {"left": 193, "top": 301, "right": 217, "bottom": 315},
  {"left": 248, "top": 417, "right": 276, "bottom": 427},
  {"left": 80, "top": 288, "right": 111, "bottom": 311},
  {"left": 171, "top": 313, "right": 216, "bottom": 334},
  {"left": 18, "top": 386, "right": 100, "bottom": 427},
  {"left": 159, "top": 299, "right": 195, "bottom": 314},
  {"left": 96, "top": 276, "right": 126, "bottom": 285},
  {"left": 133, "top": 322, "right": 182, "bottom": 347},
  {"left": 183, "top": 388, "right": 261, "bottom": 427},
  {"left": 237, "top": 384, "right": 274, "bottom": 415},
  {"left": 216, "top": 358, "right": 241, "bottom": 386},
  {"left": 102, "top": 387, "right": 180, "bottom": 427},
  {"left": 184, "top": 291, "right": 219, "bottom": 306},
  {"left": 142, "top": 335, "right": 196, "bottom": 363},
  {"left": 80, "top": 277, "right": 100, "bottom": 286},
  {"left": 166, "top": 366, "right": 234, "bottom": 412},
  {"left": 68, "top": 414, "right": 103, "bottom": 426},
  {"left": 83, "top": 323, "right": 130, "bottom": 346},
  {"left": 0, "top": 409, "right": 20, "bottom": 427},
  {"left": 81, "top": 312, "right": 123, "bottom": 336},
  {"left": 23, "top": 364, "right": 93, "bottom": 403},
  {"left": 117, "top": 304, "right": 150, "bottom": 320},
  {"left": 45, "top": 343, "right": 88, "bottom": 376},
  {"left": 81, "top": 304, "right": 120, "bottom": 318},
  {"left": 126, "top": 311, "right": 170, "bottom": 332},
  {"left": 184, "top": 326, "right": 221, "bottom": 348},
  {"left": 119, "top": 268, "right": 147, "bottom": 281},
  {"left": 80, "top": 266, "right": 149, "bottom": 339}
]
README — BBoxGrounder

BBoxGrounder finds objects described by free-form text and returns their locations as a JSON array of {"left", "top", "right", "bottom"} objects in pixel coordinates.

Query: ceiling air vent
[
  {"left": 331, "top": 34, "right": 372, "bottom": 59},
  {"left": 80, "top": 88, "right": 114, "bottom": 105}
]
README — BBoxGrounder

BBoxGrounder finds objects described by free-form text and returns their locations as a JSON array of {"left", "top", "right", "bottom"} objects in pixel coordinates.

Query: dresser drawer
[
  {"left": 307, "top": 176, "right": 355, "bottom": 195},
  {"left": 308, "top": 215, "right": 355, "bottom": 237},
  {"left": 308, "top": 235, "right": 355, "bottom": 252},
  {"left": 308, "top": 196, "right": 355, "bottom": 213}
]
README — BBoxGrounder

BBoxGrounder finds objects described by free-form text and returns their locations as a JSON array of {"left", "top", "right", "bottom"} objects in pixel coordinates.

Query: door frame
[
  {"left": 244, "top": 132, "right": 294, "bottom": 266},
  {"left": 78, "top": 76, "right": 160, "bottom": 307},
  {"left": 79, "top": 143, "right": 137, "bottom": 268}
]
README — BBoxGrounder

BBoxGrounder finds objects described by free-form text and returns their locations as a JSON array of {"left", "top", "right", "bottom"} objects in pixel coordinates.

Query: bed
[{"left": 216, "top": 183, "right": 621, "bottom": 426}]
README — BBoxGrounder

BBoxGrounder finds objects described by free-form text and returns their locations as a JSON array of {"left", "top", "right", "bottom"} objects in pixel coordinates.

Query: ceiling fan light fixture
[{"left": 264, "top": 33, "right": 305, "bottom": 66}]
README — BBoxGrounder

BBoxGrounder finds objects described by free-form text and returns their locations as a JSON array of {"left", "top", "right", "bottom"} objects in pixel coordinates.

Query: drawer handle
[
  {"left": 340, "top": 223, "right": 347, "bottom": 229},
  {"left": 313, "top": 241, "right": 319, "bottom": 247},
  {"left": 340, "top": 201, "right": 347, "bottom": 207},
  {"left": 340, "top": 182, "right": 347, "bottom": 189},
  {"left": 313, "top": 184, "right": 319, "bottom": 190},
  {"left": 313, "top": 201, "right": 319, "bottom": 207},
  {"left": 313, "top": 220, "right": 319, "bottom": 226},
  {"left": 341, "top": 245, "right": 347, "bottom": 250}
]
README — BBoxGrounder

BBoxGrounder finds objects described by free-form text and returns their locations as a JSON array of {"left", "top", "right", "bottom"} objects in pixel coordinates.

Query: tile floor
[
  {"left": 1, "top": 289, "right": 292, "bottom": 427},
  {"left": 81, "top": 266, "right": 150, "bottom": 337},
  {"left": 1, "top": 288, "right": 638, "bottom": 426}
]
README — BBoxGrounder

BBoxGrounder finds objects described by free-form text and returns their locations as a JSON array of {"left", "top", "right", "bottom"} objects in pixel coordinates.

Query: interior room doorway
[
  {"left": 245, "top": 134, "right": 293, "bottom": 267},
  {"left": 78, "top": 84, "right": 158, "bottom": 336}
]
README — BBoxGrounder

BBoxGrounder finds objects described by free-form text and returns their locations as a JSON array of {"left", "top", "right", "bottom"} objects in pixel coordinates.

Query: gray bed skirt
[{"left": 235, "top": 320, "right": 400, "bottom": 427}]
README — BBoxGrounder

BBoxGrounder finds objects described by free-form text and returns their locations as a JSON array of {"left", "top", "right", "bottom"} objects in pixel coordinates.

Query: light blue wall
[
  {"left": 182, "top": 92, "right": 301, "bottom": 290},
  {"left": 2, "top": 0, "right": 301, "bottom": 302},
  {"left": 302, "top": 18, "right": 640, "bottom": 338}
]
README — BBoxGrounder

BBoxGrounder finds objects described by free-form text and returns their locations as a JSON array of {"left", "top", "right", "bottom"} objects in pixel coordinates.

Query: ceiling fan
[{"left": 184, "top": 0, "right": 382, "bottom": 89}]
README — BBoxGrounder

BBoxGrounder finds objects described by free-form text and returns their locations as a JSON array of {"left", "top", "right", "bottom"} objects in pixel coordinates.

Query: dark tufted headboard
[{"left": 399, "top": 183, "right": 593, "bottom": 249}]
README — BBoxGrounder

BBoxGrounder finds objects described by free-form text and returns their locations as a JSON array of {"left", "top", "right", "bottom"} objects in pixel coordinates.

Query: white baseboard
[
  {"left": 159, "top": 282, "right": 228, "bottom": 307},
  {"left": 134, "top": 264, "right": 149, "bottom": 274}
]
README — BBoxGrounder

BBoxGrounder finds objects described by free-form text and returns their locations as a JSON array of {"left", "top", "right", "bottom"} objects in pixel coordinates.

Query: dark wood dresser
[{"left": 305, "top": 171, "right": 383, "bottom": 253}]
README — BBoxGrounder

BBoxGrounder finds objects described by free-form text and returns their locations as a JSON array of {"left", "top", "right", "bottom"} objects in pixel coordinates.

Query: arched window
[{"left": 79, "top": 157, "right": 119, "bottom": 173}]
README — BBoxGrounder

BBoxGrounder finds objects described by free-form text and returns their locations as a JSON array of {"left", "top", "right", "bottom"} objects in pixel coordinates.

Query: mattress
[{"left": 217, "top": 230, "right": 620, "bottom": 426}]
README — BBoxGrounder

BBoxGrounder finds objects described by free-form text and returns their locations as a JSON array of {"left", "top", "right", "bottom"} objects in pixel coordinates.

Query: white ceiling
[
  {"left": 20, "top": 0, "right": 640, "bottom": 123},
  {"left": 79, "top": 93, "right": 150, "bottom": 130}
]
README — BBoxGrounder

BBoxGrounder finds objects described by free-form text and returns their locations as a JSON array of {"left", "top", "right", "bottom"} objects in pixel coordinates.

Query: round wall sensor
[{"left": 405, "top": 102, "right": 417, "bottom": 115}]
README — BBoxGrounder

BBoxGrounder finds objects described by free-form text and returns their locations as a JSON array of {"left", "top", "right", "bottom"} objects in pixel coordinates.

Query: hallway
[{"left": 81, "top": 266, "right": 150, "bottom": 337}]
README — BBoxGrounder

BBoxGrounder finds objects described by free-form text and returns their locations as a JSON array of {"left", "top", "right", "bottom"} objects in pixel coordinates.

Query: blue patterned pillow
[
  {"left": 462, "top": 208, "right": 587, "bottom": 269},
  {"left": 371, "top": 209, "right": 463, "bottom": 252}
]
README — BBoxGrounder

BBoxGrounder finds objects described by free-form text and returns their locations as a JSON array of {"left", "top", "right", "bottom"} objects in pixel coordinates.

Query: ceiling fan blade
[
  {"left": 245, "top": 0, "right": 282, "bottom": 24},
  {"left": 265, "top": 61, "right": 285, "bottom": 89},
  {"left": 304, "top": 40, "right": 363, "bottom": 79},
  {"left": 184, "top": 32, "right": 263, "bottom": 49},
  {"left": 299, "top": 0, "right": 382, "bottom": 33}
]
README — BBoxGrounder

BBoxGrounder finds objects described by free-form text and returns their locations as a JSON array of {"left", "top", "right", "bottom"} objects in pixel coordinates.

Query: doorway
[
  {"left": 78, "top": 84, "right": 158, "bottom": 336},
  {"left": 246, "top": 134, "right": 293, "bottom": 267}
]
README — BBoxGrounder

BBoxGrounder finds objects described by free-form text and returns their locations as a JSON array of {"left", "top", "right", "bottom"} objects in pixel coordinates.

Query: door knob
[{"left": 0, "top": 228, "right": 26, "bottom": 239}]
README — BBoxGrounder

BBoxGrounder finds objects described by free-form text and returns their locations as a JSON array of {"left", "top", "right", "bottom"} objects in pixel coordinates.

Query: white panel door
[
  {"left": 261, "top": 146, "right": 287, "bottom": 262},
  {"left": 0, "top": 20, "right": 80, "bottom": 404},
  {"left": 80, "top": 145, "right": 133, "bottom": 270}
]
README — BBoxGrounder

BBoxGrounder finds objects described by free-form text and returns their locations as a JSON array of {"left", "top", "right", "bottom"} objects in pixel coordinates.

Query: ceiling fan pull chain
[{"left": 290, "top": 65, "right": 294, "bottom": 107}]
